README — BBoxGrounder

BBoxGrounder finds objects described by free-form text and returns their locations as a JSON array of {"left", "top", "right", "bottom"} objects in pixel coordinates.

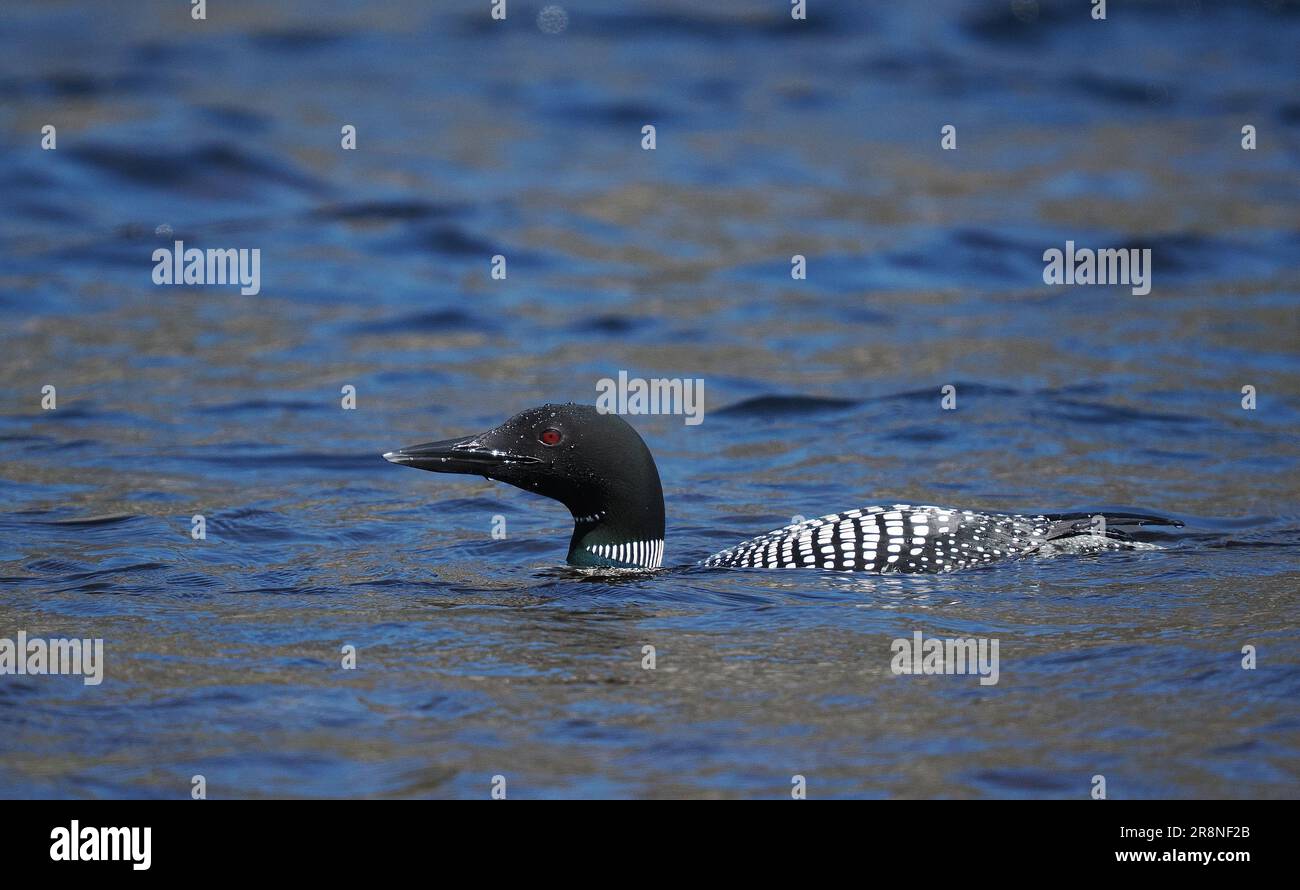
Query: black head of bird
[{"left": 384, "top": 403, "right": 666, "bottom": 569}]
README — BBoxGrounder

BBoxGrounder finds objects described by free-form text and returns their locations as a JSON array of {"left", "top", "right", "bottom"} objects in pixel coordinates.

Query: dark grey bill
[{"left": 382, "top": 436, "right": 541, "bottom": 474}]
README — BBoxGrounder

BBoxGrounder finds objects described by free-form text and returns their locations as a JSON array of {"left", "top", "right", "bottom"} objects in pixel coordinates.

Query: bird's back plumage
[{"left": 700, "top": 505, "right": 1179, "bottom": 573}]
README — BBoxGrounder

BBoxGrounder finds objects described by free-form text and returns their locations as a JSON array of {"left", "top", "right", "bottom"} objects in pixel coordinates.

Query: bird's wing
[{"left": 701, "top": 504, "right": 1052, "bottom": 573}]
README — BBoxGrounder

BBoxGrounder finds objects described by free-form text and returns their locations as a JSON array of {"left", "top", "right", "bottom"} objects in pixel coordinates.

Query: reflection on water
[{"left": 0, "top": 0, "right": 1297, "bottom": 798}]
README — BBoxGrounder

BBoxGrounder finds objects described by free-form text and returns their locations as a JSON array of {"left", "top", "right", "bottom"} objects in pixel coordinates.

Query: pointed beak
[{"left": 383, "top": 435, "right": 540, "bottom": 475}]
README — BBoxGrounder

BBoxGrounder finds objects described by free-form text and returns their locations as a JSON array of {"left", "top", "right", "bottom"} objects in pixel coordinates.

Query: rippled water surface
[{"left": 1, "top": 0, "right": 1298, "bottom": 798}]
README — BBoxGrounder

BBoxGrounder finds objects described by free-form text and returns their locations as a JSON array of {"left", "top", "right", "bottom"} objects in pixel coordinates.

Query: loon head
[{"left": 384, "top": 403, "right": 666, "bottom": 569}]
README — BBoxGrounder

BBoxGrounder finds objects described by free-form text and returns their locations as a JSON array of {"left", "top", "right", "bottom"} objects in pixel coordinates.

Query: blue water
[{"left": 1, "top": 0, "right": 1297, "bottom": 798}]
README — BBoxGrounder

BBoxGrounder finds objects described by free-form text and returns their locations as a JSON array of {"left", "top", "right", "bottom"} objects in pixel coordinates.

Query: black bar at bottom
[{"left": 2, "top": 799, "right": 1284, "bottom": 875}]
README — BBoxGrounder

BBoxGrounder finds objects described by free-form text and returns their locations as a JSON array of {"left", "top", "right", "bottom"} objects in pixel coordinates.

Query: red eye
[{"left": 539, "top": 428, "right": 563, "bottom": 446}]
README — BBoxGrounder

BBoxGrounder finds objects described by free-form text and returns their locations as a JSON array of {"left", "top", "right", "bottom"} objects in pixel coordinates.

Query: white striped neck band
[{"left": 584, "top": 540, "right": 664, "bottom": 569}]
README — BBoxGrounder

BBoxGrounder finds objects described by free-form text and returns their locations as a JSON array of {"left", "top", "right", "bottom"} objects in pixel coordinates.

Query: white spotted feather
[{"left": 700, "top": 505, "right": 1054, "bottom": 573}]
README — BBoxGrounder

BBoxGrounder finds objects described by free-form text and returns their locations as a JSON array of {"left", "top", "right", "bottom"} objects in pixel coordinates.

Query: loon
[{"left": 383, "top": 403, "right": 1181, "bottom": 573}]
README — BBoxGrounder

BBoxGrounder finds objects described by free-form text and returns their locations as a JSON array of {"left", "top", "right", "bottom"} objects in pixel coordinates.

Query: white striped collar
[{"left": 585, "top": 539, "right": 663, "bottom": 569}]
